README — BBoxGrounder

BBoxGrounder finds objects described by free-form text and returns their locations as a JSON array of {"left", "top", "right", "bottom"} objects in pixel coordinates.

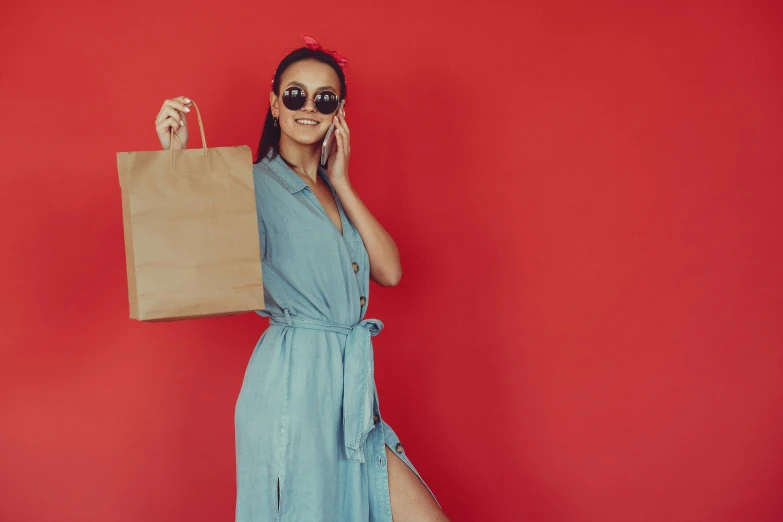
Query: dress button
[
  {"left": 373, "top": 414, "right": 380, "bottom": 425},
  {"left": 360, "top": 296, "right": 366, "bottom": 307},
  {"left": 352, "top": 262, "right": 359, "bottom": 273},
  {"left": 395, "top": 443, "right": 404, "bottom": 454}
]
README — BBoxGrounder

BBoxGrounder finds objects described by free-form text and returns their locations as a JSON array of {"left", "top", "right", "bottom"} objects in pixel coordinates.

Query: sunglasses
[{"left": 281, "top": 86, "right": 341, "bottom": 114}]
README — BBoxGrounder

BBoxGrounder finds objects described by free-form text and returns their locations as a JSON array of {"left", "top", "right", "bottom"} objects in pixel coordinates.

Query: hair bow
[
  {"left": 271, "top": 35, "right": 349, "bottom": 86},
  {"left": 301, "top": 34, "right": 349, "bottom": 67}
]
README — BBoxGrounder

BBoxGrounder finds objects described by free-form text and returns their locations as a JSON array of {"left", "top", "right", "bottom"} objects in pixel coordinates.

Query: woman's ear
[{"left": 269, "top": 90, "right": 278, "bottom": 117}]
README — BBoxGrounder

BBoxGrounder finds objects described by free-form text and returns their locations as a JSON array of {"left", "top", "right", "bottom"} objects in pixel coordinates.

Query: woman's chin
[{"left": 289, "top": 133, "right": 325, "bottom": 147}]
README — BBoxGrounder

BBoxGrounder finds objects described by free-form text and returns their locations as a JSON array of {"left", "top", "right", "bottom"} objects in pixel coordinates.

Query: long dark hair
[{"left": 255, "top": 47, "right": 348, "bottom": 164}]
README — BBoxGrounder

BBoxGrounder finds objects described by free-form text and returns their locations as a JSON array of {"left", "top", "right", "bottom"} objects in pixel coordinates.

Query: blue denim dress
[{"left": 234, "top": 152, "right": 440, "bottom": 521}]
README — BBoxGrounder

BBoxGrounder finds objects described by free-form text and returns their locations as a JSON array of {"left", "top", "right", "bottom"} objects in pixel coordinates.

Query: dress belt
[{"left": 269, "top": 310, "right": 384, "bottom": 464}]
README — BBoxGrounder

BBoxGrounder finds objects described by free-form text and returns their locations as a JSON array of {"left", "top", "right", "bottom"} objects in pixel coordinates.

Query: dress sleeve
[{"left": 253, "top": 165, "right": 267, "bottom": 261}]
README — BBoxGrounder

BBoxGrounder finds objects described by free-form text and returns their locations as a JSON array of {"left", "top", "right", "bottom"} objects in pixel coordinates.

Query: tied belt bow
[{"left": 270, "top": 311, "right": 384, "bottom": 463}]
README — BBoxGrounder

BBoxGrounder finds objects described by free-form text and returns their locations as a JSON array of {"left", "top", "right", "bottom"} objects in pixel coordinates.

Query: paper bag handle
[{"left": 169, "top": 99, "right": 207, "bottom": 153}]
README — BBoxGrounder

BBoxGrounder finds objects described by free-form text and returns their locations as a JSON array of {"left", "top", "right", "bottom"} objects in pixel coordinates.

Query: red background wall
[{"left": 1, "top": 1, "right": 781, "bottom": 521}]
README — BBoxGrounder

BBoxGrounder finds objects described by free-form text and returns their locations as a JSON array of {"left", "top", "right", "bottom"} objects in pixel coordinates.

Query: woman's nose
[{"left": 301, "top": 99, "right": 317, "bottom": 112}]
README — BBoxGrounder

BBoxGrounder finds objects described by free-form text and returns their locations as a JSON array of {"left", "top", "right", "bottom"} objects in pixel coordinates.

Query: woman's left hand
[{"left": 326, "top": 106, "right": 350, "bottom": 187}]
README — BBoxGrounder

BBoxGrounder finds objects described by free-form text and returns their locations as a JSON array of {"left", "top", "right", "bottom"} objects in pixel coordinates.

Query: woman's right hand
[{"left": 155, "top": 96, "right": 193, "bottom": 150}]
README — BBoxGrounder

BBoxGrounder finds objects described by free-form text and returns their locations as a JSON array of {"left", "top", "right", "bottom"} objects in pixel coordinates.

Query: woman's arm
[
  {"left": 333, "top": 180, "right": 402, "bottom": 286},
  {"left": 326, "top": 110, "right": 402, "bottom": 287}
]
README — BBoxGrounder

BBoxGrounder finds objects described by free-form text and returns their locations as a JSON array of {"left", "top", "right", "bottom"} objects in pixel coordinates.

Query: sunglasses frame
[{"left": 280, "top": 85, "right": 342, "bottom": 115}]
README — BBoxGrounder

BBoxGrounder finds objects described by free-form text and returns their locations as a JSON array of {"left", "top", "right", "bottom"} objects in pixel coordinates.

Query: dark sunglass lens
[
  {"left": 282, "top": 87, "right": 307, "bottom": 110},
  {"left": 314, "top": 91, "right": 339, "bottom": 114}
]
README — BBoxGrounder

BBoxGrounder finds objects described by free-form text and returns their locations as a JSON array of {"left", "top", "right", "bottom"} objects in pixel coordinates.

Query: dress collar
[{"left": 262, "top": 151, "right": 330, "bottom": 194}]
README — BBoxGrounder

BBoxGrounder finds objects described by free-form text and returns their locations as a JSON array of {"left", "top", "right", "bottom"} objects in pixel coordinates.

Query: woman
[{"left": 153, "top": 36, "right": 450, "bottom": 522}]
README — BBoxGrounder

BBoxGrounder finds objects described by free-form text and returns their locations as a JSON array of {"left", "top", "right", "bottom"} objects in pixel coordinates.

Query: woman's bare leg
[{"left": 385, "top": 445, "right": 450, "bottom": 522}]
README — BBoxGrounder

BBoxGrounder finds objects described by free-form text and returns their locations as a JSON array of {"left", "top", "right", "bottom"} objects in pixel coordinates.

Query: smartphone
[{"left": 320, "top": 99, "right": 347, "bottom": 167}]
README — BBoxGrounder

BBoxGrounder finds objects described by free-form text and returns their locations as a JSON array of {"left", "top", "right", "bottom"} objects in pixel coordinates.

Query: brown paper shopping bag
[{"left": 117, "top": 101, "right": 264, "bottom": 321}]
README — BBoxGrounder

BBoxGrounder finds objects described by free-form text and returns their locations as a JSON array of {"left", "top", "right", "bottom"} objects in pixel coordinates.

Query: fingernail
[
  {"left": 184, "top": 98, "right": 191, "bottom": 103},
  {"left": 335, "top": 116, "right": 339, "bottom": 122},
  {"left": 183, "top": 107, "right": 191, "bottom": 112},
  {"left": 180, "top": 120, "right": 185, "bottom": 126}
]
